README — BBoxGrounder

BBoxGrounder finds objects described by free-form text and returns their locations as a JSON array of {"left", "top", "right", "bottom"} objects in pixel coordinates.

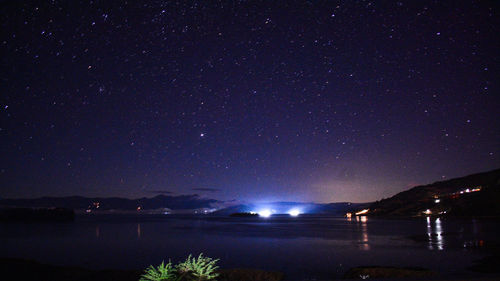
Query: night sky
[{"left": 1, "top": 1, "right": 499, "bottom": 203}]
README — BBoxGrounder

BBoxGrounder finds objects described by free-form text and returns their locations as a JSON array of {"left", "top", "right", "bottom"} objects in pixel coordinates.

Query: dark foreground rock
[
  {"left": 468, "top": 255, "right": 500, "bottom": 273},
  {"left": 0, "top": 258, "right": 141, "bottom": 281},
  {"left": 219, "top": 268, "right": 284, "bottom": 281},
  {"left": 343, "top": 266, "right": 437, "bottom": 279}
]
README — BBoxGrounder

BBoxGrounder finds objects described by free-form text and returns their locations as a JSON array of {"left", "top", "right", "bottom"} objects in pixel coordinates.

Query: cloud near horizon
[{"left": 148, "top": 190, "right": 174, "bottom": 194}]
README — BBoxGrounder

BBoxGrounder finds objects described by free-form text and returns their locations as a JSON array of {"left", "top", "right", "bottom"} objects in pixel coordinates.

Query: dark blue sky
[{"left": 1, "top": 0, "right": 499, "bottom": 203}]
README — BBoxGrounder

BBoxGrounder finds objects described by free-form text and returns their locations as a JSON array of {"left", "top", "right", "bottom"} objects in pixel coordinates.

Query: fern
[
  {"left": 139, "top": 261, "right": 177, "bottom": 281},
  {"left": 176, "top": 253, "right": 219, "bottom": 281}
]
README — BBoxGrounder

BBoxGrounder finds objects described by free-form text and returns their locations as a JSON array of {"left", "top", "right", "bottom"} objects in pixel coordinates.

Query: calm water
[{"left": 1, "top": 215, "right": 498, "bottom": 279}]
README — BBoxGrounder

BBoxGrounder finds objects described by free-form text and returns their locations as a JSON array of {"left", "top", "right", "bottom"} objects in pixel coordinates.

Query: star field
[{"left": 1, "top": 0, "right": 499, "bottom": 202}]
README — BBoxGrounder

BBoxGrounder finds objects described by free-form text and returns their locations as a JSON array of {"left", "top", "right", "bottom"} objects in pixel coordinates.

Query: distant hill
[
  {"left": 0, "top": 208, "right": 74, "bottom": 222},
  {"left": 0, "top": 194, "right": 372, "bottom": 215},
  {"left": 0, "top": 194, "right": 218, "bottom": 211},
  {"left": 369, "top": 169, "right": 500, "bottom": 217},
  {"left": 212, "top": 201, "right": 371, "bottom": 216}
]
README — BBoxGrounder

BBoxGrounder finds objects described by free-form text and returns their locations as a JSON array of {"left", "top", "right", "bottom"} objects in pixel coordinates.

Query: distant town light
[
  {"left": 355, "top": 209, "right": 369, "bottom": 215},
  {"left": 346, "top": 212, "right": 352, "bottom": 218},
  {"left": 258, "top": 209, "right": 272, "bottom": 218},
  {"left": 288, "top": 209, "right": 301, "bottom": 217},
  {"left": 424, "top": 209, "right": 432, "bottom": 215},
  {"left": 435, "top": 199, "right": 440, "bottom": 203}
]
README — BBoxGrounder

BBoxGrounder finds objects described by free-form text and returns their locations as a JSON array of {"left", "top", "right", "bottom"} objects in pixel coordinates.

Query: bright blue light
[
  {"left": 258, "top": 209, "right": 272, "bottom": 217},
  {"left": 288, "top": 209, "right": 300, "bottom": 216}
]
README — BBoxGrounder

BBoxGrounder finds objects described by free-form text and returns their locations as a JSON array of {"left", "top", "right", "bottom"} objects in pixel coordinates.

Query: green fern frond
[
  {"left": 139, "top": 260, "right": 177, "bottom": 281},
  {"left": 176, "top": 253, "right": 219, "bottom": 280}
]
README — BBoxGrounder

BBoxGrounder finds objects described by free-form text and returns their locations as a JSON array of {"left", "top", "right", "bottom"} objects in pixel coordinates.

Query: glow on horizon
[
  {"left": 258, "top": 209, "right": 272, "bottom": 217},
  {"left": 288, "top": 209, "right": 301, "bottom": 216}
]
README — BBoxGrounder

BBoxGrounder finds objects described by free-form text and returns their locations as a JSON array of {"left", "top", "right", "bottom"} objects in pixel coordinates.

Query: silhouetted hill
[
  {"left": 0, "top": 208, "right": 74, "bottom": 222},
  {"left": 0, "top": 194, "right": 218, "bottom": 211},
  {"left": 369, "top": 169, "right": 500, "bottom": 217}
]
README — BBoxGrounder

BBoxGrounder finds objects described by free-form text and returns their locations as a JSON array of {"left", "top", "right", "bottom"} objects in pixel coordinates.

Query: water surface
[{"left": 1, "top": 215, "right": 497, "bottom": 279}]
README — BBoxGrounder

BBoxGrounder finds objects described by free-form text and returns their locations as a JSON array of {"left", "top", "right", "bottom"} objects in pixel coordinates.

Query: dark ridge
[{"left": 368, "top": 169, "right": 500, "bottom": 217}]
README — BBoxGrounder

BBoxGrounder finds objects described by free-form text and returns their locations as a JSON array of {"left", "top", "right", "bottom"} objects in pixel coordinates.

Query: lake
[{"left": 1, "top": 215, "right": 498, "bottom": 279}]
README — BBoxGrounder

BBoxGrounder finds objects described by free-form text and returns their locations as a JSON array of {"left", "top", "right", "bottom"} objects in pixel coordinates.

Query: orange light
[{"left": 355, "top": 209, "right": 369, "bottom": 215}]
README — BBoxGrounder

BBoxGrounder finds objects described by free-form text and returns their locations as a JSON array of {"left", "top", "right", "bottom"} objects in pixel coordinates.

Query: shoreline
[
  {"left": 1, "top": 257, "right": 499, "bottom": 281},
  {"left": 0, "top": 257, "right": 284, "bottom": 281}
]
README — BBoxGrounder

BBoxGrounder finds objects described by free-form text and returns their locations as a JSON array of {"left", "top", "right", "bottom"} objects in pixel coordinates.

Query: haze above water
[{"left": 1, "top": 215, "right": 498, "bottom": 280}]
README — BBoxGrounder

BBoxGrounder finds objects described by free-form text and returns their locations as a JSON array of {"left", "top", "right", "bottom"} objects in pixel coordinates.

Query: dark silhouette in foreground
[{"left": 0, "top": 258, "right": 284, "bottom": 281}]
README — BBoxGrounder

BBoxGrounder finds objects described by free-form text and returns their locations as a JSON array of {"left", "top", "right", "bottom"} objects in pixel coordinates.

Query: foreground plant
[
  {"left": 176, "top": 253, "right": 219, "bottom": 281},
  {"left": 140, "top": 261, "right": 177, "bottom": 281}
]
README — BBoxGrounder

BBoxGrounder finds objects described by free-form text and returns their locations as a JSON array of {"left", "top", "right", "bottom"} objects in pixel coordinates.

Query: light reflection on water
[
  {"left": 355, "top": 216, "right": 370, "bottom": 250},
  {"left": 426, "top": 217, "right": 444, "bottom": 250},
  {"left": 426, "top": 216, "right": 432, "bottom": 249},
  {"left": 436, "top": 218, "right": 443, "bottom": 250}
]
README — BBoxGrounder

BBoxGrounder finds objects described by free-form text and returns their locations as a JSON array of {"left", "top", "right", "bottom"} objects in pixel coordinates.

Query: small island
[{"left": 229, "top": 212, "right": 259, "bottom": 217}]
